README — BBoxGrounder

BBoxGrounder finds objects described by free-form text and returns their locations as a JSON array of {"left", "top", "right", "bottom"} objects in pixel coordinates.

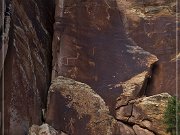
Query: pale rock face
[
  {"left": 28, "top": 123, "right": 67, "bottom": 135},
  {"left": 116, "top": 93, "right": 171, "bottom": 135}
]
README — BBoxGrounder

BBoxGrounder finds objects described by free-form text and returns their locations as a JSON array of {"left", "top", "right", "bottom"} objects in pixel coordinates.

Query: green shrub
[{"left": 163, "top": 96, "right": 180, "bottom": 135}]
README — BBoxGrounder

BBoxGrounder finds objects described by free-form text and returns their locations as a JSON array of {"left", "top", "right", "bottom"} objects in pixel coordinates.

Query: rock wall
[
  {"left": 116, "top": 0, "right": 179, "bottom": 96},
  {"left": 0, "top": 0, "right": 178, "bottom": 134},
  {"left": 1, "top": 0, "right": 54, "bottom": 134},
  {"left": 51, "top": 0, "right": 157, "bottom": 115}
]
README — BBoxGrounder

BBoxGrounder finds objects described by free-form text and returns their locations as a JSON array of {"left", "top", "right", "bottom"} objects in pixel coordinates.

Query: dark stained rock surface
[
  {"left": 1, "top": 0, "right": 54, "bottom": 134},
  {"left": 51, "top": 0, "right": 157, "bottom": 115},
  {"left": 46, "top": 76, "right": 119, "bottom": 135},
  {"left": 0, "top": 0, "right": 177, "bottom": 134},
  {"left": 146, "top": 61, "right": 180, "bottom": 97},
  {"left": 116, "top": 0, "right": 179, "bottom": 96}
]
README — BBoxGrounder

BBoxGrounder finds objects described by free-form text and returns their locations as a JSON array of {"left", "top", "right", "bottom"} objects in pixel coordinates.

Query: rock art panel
[
  {"left": 51, "top": 0, "right": 157, "bottom": 114},
  {"left": 46, "top": 76, "right": 119, "bottom": 135}
]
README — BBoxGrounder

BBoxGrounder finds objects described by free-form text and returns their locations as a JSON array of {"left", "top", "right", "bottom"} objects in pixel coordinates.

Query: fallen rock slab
[{"left": 46, "top": 76, "right": 119, "bottom": 135}]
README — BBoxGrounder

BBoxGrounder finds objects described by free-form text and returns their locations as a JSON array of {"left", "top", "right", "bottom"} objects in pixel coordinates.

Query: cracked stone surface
[
  {"left": 1, "top": 0, "right": 178, "bottom": 134},
  {"left": 46, "top": 76, "right": 120, "bottom": 135},
  {"left": 116, "top": 0, "right": 179, "bottom": 97},
  {"left": 51, "top": 0, "right": 157, "bottom": 116},
  {"left": 29, "top": 123, "right": 67, "bottom": 135},
  {"left": 116, "top": 93, "right": 171, "bottom": 135},
  {"left": 133, "top": 125, "right": 155, "bottom": 135}
]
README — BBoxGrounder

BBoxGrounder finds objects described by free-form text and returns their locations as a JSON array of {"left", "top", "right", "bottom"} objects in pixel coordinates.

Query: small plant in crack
[{"left": 163, "top": 96, "right": 180, "bottom": 135}]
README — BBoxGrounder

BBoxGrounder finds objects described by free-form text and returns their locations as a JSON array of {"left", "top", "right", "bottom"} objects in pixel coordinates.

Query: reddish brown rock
[
  {"left": 146, "top": 61, "right": 180, "bottom": 97},
  {"left": 118, "top": 122, "right": 136, "bottom": 135},
  {"left": 0, "top": 0, "right": 54, "bottom": 134},
  {"left": 51, "top": 0, "right": 157, "bottom": 116},
  {"left": 115, "top": 71, "right": 150, "bottom": 108},
  {"left": 46, "top": 76, "right": 120, "bottom": 135},
  {"left": 116, "top": 104, "right": 133, "bottom": 121},
  {"left": 133, "top": 125, "right": 155, "bottom": 135},
  {"left": 116, "top": 0, "right": 179, "bottom": 96}
]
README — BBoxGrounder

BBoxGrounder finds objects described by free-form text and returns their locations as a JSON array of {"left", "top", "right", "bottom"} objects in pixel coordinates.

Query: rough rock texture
[
  {"left": 0, "top": 0, "right": 177, "bottom": 134},
  {"left": 46, "top": 76, "right": 120, "bottom": 135},
  {"left": 116, "top": 93, "right": 171, "bottom": 135},
  {"left": 116, "top": 0, "right": 179, "bottom": 96},
  {"left": 0, "top": 0, "right": 54, "bottom": 134},
  {"left": 0, "top": 1, "right": 11, "bottom": 76},
  {"left": 51, "top": 0, "right": 157, "bottom": 115},
  {"left": 133, "top": 125, "right": 155, "bottom": 135},
  {"left": 146, "top": 61, "right": 180, "bottom": 97},
  {"left": 118, "top": 122, "right": 136, "bottom": 135},
  {"left": 115, "top": 71, "right": 150, "bottom": 108},
  {"left": 29, "top": 124, "right": 61, "bottom": 135}
]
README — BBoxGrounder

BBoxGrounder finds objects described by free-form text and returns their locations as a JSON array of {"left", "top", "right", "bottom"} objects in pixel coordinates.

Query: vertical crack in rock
[
  {"left": 0, "top": 0, "right": 12, "bottom": 76},
  {"left": 44, "top": 0, "right": 162, "bottom": 134},
  {"left": 1, "top": 0, "right": 55, "bottom": 134},
  {"left": 0, "top": 0, "right": 176, "bottom": 134},
  {"left": 50, "top": 0, "right": 158, "bottom": 119}
]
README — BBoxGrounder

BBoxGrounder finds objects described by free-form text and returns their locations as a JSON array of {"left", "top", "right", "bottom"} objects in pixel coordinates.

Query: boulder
[
  {"left": 28, "top": 123, "right": 67, "bottom": 135},
  {"left": 133, "top": 125, "right": 155, "bottom": 135},
  {"left": 46, "top": 76, "right": 118, "bottom": 135},
  {"left": 116, "top": 93, "right": 171, "bottom": 135},
  {"left": 118, "top": 122, "right": 136, "bottom": 135}
]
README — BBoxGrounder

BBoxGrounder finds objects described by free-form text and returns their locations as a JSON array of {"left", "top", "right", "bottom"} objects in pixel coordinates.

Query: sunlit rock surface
[
  {"left": 29, "top": 124, "right": 61, "bottom": 135},
  {"left": 116, "top": 93, "right": 171, "bottom": 135}
]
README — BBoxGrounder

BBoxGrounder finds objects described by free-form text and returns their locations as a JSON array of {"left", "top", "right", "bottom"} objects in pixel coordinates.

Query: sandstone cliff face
[
  {"left": 51, "top": 0, "right": 157, "bottom": 115},
  {"left": 1, "top": 0, "right": 54, "bottom": 134},
  {"left": 116, "top": 0, "right": 179, "bottom": 96},
  {"left": 0, "top": 0, "right": 178, "bottom": 134}
]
